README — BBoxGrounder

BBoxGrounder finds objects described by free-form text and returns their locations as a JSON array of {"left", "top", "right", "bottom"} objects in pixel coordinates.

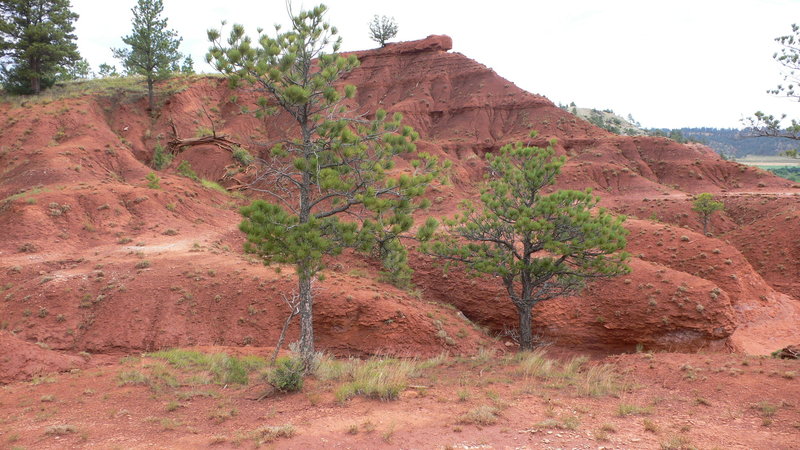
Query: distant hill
[
  {"left": 558, "top": 103, "right": 646, "bottom": 136},
  {"left": 558, "top": 104, "right": 797, "bottom": 158},
  {"left": 668, "top": 128, "right": 797, "bottom": 158}
]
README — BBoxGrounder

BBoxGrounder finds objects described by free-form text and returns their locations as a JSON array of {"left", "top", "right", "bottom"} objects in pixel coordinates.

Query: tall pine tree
[
  {"left": 0, "top": 0, "right": 81, "bottom": 94},
  {"left": 208, "top": 4, "right": 442, "bottom": 367},
  {"left": 112, "top": 0, "right": 182, "bottom": 112}
]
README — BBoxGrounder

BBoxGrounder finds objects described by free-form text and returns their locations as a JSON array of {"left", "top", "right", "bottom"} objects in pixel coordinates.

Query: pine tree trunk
[
  {"left": 517, "top": 303, "right": 534, "bottom": 351},
  {"left": 702, "top": 215, "right": 709, "bottom": 235},
  {"left": 297, "top": 269, "right": 315, "bottom": 368},
  {"left": 147, "top": 77, "right": 155, "bottom": 112},
  {"left": 30, "top": 58, "right": 41, "bottom": 94}
]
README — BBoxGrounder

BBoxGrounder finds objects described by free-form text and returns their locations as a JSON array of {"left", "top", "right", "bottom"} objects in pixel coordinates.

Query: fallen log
[{"left": 167, "top": 134, "right": 240, "bottom": 153}]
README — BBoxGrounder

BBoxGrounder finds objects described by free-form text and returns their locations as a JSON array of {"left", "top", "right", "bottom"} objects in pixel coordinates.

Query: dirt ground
[{"left": 0, "top": 347, "right": 798, "bottom": 449}]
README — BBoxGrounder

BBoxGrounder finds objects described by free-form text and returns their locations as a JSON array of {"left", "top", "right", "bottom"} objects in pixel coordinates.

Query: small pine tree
[
  {"left": 112, "top": 0, "right": 182, "bottom": 111},
  {"left": 0, "top": 0, "right": 81, "bottom": 94},
  {"left": 180, "top": 55, "right": 194, "bottom": 74},
  {"left": 423, "top": 133, "right": 630, "bottom": 350},
  {"left": 368, "top": 15, "right": 398, "bottom": 47},
  {"left": 691, "top": 193, "right": 724, "bottom": 235},
  {"left": 56, "top": 57, "right": 92, "bottom": 81},
  {"left": 97, "top": 63, "right": 119, "bottom": 78}
]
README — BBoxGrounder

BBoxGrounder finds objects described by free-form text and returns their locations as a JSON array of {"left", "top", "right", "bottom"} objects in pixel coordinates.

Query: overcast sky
[{"left": 71, "top": 0, "right": 800, "bottom": 129}]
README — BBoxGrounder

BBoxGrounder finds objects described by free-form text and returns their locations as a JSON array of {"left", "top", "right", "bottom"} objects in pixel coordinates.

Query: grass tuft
[
  {"left": 335, "top": 358, "right": 413, "bottom": 402},
  {"left": 458, "top": 405, "right": 500, "bottom": 425}
]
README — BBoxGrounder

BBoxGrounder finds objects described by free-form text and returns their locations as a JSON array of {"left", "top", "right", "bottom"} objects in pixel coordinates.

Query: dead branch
[
  {"left": 167, "top": 134, "right": 240, "bottom": 153},
  {"left": 270, "top": 290, "right": 302, "bottom": 365}
]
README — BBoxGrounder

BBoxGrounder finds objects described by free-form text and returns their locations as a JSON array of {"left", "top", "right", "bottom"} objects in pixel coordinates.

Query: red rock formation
[{"left": 1, "top": 35, "right": 799, "bottom": 370}]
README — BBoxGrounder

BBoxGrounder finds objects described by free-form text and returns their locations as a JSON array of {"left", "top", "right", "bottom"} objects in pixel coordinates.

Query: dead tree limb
[{"left": 271, "top": 290, "right": 302, "bottom": 364}]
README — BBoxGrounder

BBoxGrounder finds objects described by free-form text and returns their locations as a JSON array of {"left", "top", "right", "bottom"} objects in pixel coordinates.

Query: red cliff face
[{"left": 1, "top": 35, "right": 798, "bottom": 376}]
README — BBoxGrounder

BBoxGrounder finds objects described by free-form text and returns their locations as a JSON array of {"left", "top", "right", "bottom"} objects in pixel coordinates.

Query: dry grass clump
[
  {"left": 515, "top": 349, "right": 626, "bottom": 397},
  {"left": 660, "top": 434, "right": 695, "bottom": 450},
  {"left": 458, "top": 405, "right": 500, "bottom": 425},
  {"left": 617, "top": 402, "right": 653, "bottom": 416},
  {"left": 575, "top": 363, "right": 627, "bottom": 397},
  {"left": 248, "top": 424, "right": 295, "bottom": 445},
  {"left": 335, "top": 358, "right": 414, "bottom": 402},
  {"left": 516, "top": 349, "right": 558, "bottom": 378},
  {"left": 532, "top": 415, "right": 580, "bottom": 430},
  {"left": 44, "top": 424, "right": 77, "bottom": 436}
]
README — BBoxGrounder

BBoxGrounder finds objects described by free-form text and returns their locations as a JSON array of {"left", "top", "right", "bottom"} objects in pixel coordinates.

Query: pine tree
[
  {"left": 691, "top": 193, "right": 724, "bottom": 235},
  {"left": 0, "top": 0, "right": 81, "bottom": 94},
  {"left": 368, "top": 15, "right": 398, "bottom": 47},
  {"left": 112, "top": 0, "right": 182, "bottom": 112},
  {"left": 98, "top": 63, "right": 119, "bottom": 78},
  {"left": 180, "top": 55, "right": 194, "bottom": 74},
  {"left": 423, "top": 134, "right": 630, "bottom": 350},
  {"left": 207, "top": 4, "right": 442, "bottom": 367},
  {"left": 745, "top": 24, "right": 800, "bottom": 141}
]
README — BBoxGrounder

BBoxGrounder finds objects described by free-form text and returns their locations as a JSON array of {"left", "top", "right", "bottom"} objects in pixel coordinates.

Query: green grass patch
[
  {"left": 148, "top": 348, "right": 266, "bottom": 386},
  {"left": 201, "top": 179, "right": 229, "bottom": 194}
]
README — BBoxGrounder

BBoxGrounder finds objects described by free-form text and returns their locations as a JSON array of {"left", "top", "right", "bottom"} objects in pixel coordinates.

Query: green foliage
[
  {"left": 267, "top": 356, "right": 305, "bottom": 392},
  {"left": 112, "top": 0, "right": 183, "bottom": 110},
  {"left": 201, "top": 179, "right": 229, "bottom": 194},
  {"left": 176, "top": 160, "right": 198, "bottom": 180},
  {"left": 180, "top": 55, "right": 194, "bottom": 74},
  {"left": 208, "top": 4, "right": 442, "bottom": 361},
  {"left": 145, "top": 172, "right": 160, "bottom": 189},
  {"left": 0, "top": 0, "right": 81, "bottom": 94},
  {"left": 368, "top": 15, "right": 398, "bottom": 47},
  {"left": 98, "top": 63, "right": 119, "bottom": 78},
  {"left": 231, "top": 145, "right": 254, "bottom": 165},
  {"left": 691, "top": 193, "right": 724, "bottom": 235},
  {"left": 648, "top": 128, "right": 706, "bottom": 144},
  {"left": 765, "top": 166, "right": 800, "bottom": 182},
  {"left": 148, "top": 348, "right": 266, "bottom": 386},
  {"left": 423, "top": 134, "right": 629, "bottom": 350},
  {"left": 55, "top": 57, "right": 92, "bottom": 81},
  {"left": 152, "top": 143, "right": 172, "bottom": 170}
]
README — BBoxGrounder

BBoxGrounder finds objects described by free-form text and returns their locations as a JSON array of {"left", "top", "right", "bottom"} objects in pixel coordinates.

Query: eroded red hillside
[{"left": 1, "top": 35, "right": 799, "bottom": 383}]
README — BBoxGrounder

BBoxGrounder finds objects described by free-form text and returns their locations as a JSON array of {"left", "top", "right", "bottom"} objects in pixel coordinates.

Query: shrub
[
  {"left": 267, "top": 356, "right": 305, "bottom": 392},
  {"left": 152, "top": 143, "right": 172, "bottom": 170},
  {"left": 145, "top": 172, "right": 160, "bottom": 189},
  {"left": 177, "top": 160, "right": 199, "bottom": 181},
  {"left": 232, "top": 145, "right": 254, "bottom": 165}
]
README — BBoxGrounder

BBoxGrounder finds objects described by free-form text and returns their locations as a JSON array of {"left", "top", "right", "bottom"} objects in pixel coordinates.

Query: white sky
[{"left": 71, "top": 0, "right": 800, "bottom": 129}]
